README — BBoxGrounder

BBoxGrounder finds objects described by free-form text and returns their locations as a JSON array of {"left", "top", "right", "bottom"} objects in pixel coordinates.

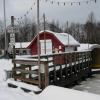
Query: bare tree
[
  {"left": 49, "top": 20, "right": 62, "bottom": 32},
  {"left": 64, "top": 22, "right": 84, "bottom": 42},
  {"left": 0, "top": 20, "right": 3, "bottom": 34},
  {"left": 19, "top": 17, "right": 37, "bottom": 42},
  {"left": 84, "top": 12, "right": 96, "bottom": 44}
]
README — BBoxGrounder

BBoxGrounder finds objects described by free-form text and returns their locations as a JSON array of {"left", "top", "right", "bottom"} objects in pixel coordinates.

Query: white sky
[{"left": 0, "top": 0, "right": 100, "bottom": 25}]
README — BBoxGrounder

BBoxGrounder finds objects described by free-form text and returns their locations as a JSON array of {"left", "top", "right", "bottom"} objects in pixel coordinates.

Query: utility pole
[
  {"left": 37, "top": 0, "right": 41, "bottom": 88},
  {"left": 66, "top": 21, "right": 68, "bottom": 33},
  {"left": 3, "top": 0, "right": 7, "bottom": 54},
  {"left": 11, "top": 16, "right": 15, "bottom": 59},
  {"left": 43, "top": 14, "right": 46, "bottom": 31},
  {"left": 43, "top": 13, "right": 46, "bottom": 54},
  {"left": 37, "top": 0, "right": 40, "bottom": 64},
  {"left": 67, "top": 21, "right": 69, "bottom": 46},
  {"left": 37, "top": 0, "right": 40, "bottom": 62}
]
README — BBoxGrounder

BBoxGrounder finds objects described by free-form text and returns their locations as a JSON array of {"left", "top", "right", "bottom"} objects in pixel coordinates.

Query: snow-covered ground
[
  {"left": 0, "top": 59, "right": 13, "bottom": 81},
  {"left": 0, "top": 59, "right": 36, "bottom": 100},
  {"left": 0, "top": 82, "right": 36, "bottom": 100},
  {"left": 39, "top": 86, "right": 100, "bottom": 100},
  {"left": 73, "top": 74, "right": 100, "bottom": 95},
  {"left": 0, "top": 59, "right": 100, "bottom": 100}
]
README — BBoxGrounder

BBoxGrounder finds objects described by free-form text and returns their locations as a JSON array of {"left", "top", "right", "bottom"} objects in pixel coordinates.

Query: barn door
[{"left": 40, "top": 39, "right": 52, "bottom": 55}]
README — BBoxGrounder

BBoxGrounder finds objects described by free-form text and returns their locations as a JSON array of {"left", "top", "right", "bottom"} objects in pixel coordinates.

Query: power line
[
  {"left": 15, "top": 0, "right": 97, "bottom": 25},
  {"left": 3, "top": 0, "right": 7, "bottom": 53},
  {"left": 45, "top": 0, "right": 97, "bottom": 6},
  {"left": 15, "top": 0, "right": 37, "bottom": 24}
]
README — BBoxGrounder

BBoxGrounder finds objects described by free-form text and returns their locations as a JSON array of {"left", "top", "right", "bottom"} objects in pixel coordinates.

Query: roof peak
[{"left": 39, "top": 30, "right": 79, "bottom": 46}]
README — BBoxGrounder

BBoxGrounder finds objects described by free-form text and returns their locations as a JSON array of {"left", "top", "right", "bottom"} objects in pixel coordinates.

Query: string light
[
  {"left": 16, "top": 0, "right": 97, "bottom": 25},
  {"left": 51, "top": 1, "right": 53, "bottom": 4},
  {"left": 45, "top": 0, "right": 97, "bottom": 6},
  {"left": 16, "top": 0, "right": 37, "bottom": 25},
  {"left": 27, "top": 11, "right": 29, "bottom": 14},
  {"left": 45, "top": 0, "right": 48, "bottom": 2},
  {"left": 57, "top": 2, "right": 59, "bottom": 5},
  {"left": 64, "top": 2, "right": 65, "bottom": 6},
  {"left": 86, "top": 1, "right": 89, "bottom": 4}
]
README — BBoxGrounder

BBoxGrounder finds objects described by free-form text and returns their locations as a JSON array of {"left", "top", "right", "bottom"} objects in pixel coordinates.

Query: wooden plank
[
  {"left": 44, "top": 62, "right": 49, "bottom": 87},
  {"left": 53, "top": 55, "right": 57, "bottom": 82},
  {"left": 12, "top": 60, "right": 38, "bottom": 65},
  {"left": 14, "top": 76, "right": 39, "bottom": 85},
  {"left": 16, "top": 65, "right": 32, "bottom": 69},
  {"left": 65, "top": 54, "right": 68, "bottom": 78},
  {"left": 13, "top": 69, "right": 38, "bottom": 74},
  {"left": 12, "top": 59, "right": 48, "bottom": 65},
  {"left": 60, "top": 55, "right": 63, "bottom": 80}
]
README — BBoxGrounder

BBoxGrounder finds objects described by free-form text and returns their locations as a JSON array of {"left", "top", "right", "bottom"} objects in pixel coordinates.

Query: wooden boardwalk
[{"left": 12, "top": 51, "right": 92, "bottom": 89}]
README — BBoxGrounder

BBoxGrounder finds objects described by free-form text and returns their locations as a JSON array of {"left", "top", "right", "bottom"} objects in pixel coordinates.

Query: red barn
[{"left": 28, "top": 30, "right": 79, "bottom": 55}]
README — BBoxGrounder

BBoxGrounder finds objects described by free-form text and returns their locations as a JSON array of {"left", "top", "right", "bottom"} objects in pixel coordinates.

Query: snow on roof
[
  {"left": 15, "top": 42, "right": 30, "bottom": 48},
  {"left": 28, "top": 30, "right": 80, "bottom": 47},
  {"left": 39, "top": 86, "right": 100, "bottom": 100},
  {"left": 78, "top": 43, "right": 100, "bottom": 51},
  {"left": 40, "top": 30, "right": 80, "bottom": 46}
]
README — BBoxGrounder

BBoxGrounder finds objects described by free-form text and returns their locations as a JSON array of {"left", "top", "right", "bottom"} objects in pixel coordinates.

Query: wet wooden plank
[{"left": 14, "top": 76, "right": 39, "bottom": 85}]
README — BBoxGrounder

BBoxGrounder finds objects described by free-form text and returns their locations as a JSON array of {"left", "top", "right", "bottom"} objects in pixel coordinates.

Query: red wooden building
[{"left": 28, "top": 30, "right": 80, "bottom": 55}]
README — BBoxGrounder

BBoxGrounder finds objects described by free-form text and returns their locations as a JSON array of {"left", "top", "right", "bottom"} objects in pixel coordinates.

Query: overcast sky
[{"left": 0, "top": 0, "right": 100, "bottom": 25}]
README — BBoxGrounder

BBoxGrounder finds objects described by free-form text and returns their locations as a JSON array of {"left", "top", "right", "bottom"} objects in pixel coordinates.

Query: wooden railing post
[
  {"left": 12, "top": 59, "right": 16, "bottom": 80},
  {"left": 65, "top": 53, "right": 68, "bottom": 79},
  {"left": 44, "top": 62, "right": 49, "bottom": 87},
  {"left": 39, "top": 62, "right": 49, "bottom": 89},
  {"left": 39, "top": 64, "right": 44, "bottom": 89},
  {"left": 88, "top": 51, "right": 92, "bottom": 76}
]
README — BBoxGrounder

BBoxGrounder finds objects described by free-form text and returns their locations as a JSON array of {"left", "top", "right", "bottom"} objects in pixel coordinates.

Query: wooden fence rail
[{"left": 12, "top": 51, "right": 92, "bottom": 89}]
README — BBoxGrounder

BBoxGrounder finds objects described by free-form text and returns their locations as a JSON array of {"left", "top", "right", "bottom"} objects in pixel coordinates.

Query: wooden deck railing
[{"left": 12, "top": 50, "right": 92, "bottom": 89}]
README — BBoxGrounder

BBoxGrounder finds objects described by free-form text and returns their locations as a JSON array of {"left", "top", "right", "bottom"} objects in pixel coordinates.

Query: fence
[{"left": 12, "top": 50, "right": 92, "bottom": 89}]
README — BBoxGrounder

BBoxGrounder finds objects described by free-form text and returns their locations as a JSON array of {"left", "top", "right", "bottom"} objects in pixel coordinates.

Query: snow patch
[
  {"left": 0, "top": 59, "right": 13, "bottom": 81},
  {"left": 7, "top": 79, "right": 41, "bottom": 92},
  {"left": 39, "top": 86, "right": 100, "bottom": 100},
  {"left": 78, "top": 43, "right": 100, "bottom": 51}
]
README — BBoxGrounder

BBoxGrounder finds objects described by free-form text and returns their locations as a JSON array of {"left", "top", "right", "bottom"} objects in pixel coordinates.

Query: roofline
[
  {"left": 27, "top": 30, "right": 80, "bottom": 48},
  {"left": 27, "top": 30, "right": 65, "bottom": 48}
]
